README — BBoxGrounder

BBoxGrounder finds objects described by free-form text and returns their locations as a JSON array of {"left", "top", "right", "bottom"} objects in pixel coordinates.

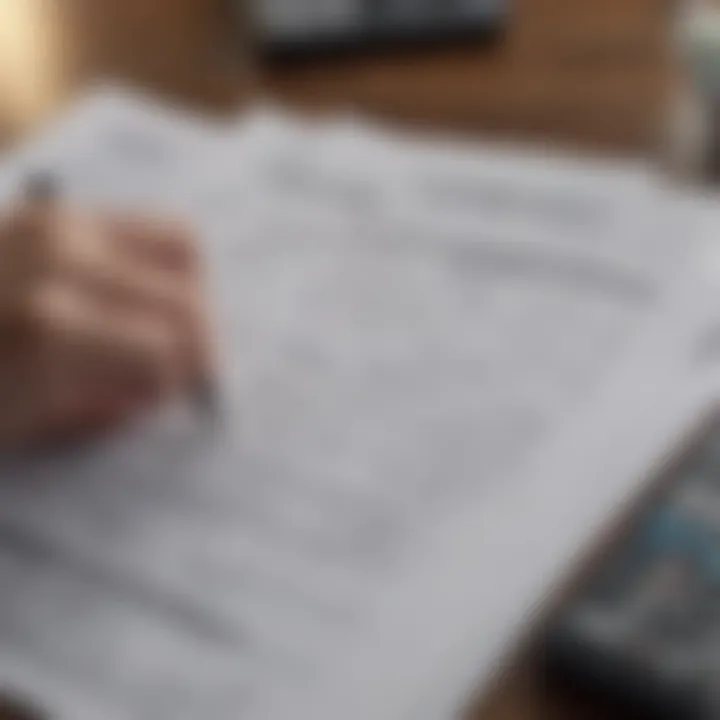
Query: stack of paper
[{"left": 0, "top": 87, "right": 716, "bottom": 720}]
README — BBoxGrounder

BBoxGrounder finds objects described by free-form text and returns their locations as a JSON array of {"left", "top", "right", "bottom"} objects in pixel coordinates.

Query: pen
[
  {"left": 24, "top": 170, "right": 58, "bottom": 204},
  {"left": 192, "top": 374, "right": 221, "bottom": 422},
  {"left": 23, "top": 171, "right": 220, "bottom": 422}
]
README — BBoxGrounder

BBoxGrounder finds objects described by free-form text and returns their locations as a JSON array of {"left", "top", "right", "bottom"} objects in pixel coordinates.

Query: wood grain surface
[
  {"left": 261, "top": 0, "right": 677, "bottom": 154},
  {"left": 0, "top": 0, "right": 678, "bottom": 718}
]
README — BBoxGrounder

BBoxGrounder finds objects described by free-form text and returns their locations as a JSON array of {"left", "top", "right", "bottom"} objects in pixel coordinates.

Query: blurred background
[{"left": 0, "top": 0, "right": 674, "bottom": 154}]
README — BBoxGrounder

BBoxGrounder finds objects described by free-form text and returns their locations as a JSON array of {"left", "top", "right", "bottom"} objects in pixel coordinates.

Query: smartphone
[
  {"left": 545, "top": 411, "right": 720, "bottom": 719},
  {"left": 252, "top": 0, "right": 508, "bottom": 60}
]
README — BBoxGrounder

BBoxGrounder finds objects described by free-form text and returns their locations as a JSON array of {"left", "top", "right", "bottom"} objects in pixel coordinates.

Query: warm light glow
[{"left": 0, "top": 0, "right": 66, "bottom": 132}]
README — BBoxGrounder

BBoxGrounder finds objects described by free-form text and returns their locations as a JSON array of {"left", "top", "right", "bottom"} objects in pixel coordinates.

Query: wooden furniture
[
  {"left": 0, "top": 0, "right": 676, "bottom": 154},
  {"left": 0, "top": 1, "right": 678, "bottom": 718},
  {"left": 262, "top": 0, "right": 676, "bottom": 155}
]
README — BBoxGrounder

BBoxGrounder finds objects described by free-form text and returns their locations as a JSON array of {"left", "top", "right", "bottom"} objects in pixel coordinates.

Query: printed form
[{"left": 0, "top": 89, "right": 711, "bottom": 720}]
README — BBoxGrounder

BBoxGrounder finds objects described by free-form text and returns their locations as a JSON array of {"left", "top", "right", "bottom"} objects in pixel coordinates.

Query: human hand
[{"left": 0, "top": 198, "right": 211, "bottom": 448}]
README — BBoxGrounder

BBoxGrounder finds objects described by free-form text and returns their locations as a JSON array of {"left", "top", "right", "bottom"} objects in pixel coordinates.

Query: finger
[
  {"left": 40, "top": 210, "right": 199, "bottom": 369},
  {"left": 78, "top": 259, "right": 208, "bottom": 384},
  {"left": 0, "top": 205, "right": 56, "bottom": 301},
  {"left": 29, "top": 397, "right": 134, "bottom": 448},
  {"left": 73, "top": 254, "right": 194, "bottom": 326},
  {"left": 106, "top": 214, "right": 200, "bottom": 276},
  {"left": 102, "top": 213, "right": 212, "bottom": 377},
  {"left": 6, "top": 375, "right": 139, "bottom": 449},
  {"left": 0, "top": 206, "right": 107, "bottom": 319},
  {"left": 83, "top": 311, "right": 182, "bottom": 399},
  {"left": 44, "top": 243, "right": 209, "bottom": 395},
  {"left": 31, "top": 281, "right": 182, "bottom": 403}
]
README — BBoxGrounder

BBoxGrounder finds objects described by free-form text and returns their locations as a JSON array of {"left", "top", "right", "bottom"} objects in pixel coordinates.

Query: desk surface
[{"left": 0, "top": 1, "right": 677, "bottom": 718}]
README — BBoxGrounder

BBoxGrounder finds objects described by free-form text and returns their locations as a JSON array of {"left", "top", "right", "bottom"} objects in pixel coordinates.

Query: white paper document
[{"left": 0, "top": 88, "right": 714, "bottom": 720}]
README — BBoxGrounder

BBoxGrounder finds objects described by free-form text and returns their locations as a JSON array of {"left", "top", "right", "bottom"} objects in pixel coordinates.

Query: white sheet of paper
[
  {"left": 0, "top": 88, "right": 713, "bottom": 720},
  {"left": 0, "top": 87, "right": 226, "bottom": 211}
]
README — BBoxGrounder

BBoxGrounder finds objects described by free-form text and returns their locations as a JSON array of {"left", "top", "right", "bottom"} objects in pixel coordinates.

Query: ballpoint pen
[{"left": 24, "top": 170, "right": 58, "bottom": 204}]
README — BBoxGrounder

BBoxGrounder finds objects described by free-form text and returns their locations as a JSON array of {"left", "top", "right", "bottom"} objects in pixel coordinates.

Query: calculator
[
  {"left": 252, "top": 0, "right": 508, "bottom": 60},
  {"left": 545, "top": 412, "right": 720, "bottom": 719}
]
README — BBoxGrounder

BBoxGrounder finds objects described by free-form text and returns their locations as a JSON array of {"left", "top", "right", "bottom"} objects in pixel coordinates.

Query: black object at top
[{"left": 256, "top": 0, "right": 508, "bottom": 62}]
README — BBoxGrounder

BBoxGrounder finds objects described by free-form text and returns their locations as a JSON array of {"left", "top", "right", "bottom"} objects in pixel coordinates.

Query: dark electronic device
[
  {"left": 545, "top": 412, "right": 720, "bottom": 719},
  {"left": 252, "top": 0, "right": 508, "bottom": 60}
]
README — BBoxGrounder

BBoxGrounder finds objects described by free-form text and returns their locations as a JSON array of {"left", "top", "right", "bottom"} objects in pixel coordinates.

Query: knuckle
[
  {"left": 132, "top": 322, "right": 178, "bottom": 389},
  {"left": 17, "top": 283, "right": 60, "bottom": 338},
  {"left": 11, "top": 208, "right": 55, "bottom": 252},
  {"left": 6, "top": 207, "right": 44, "bottom": 239},
  {"left": 19, "top": 282, "right": 81, "bottom": 347},
  {"left": 165, "top": 282, "right": 196, "bottom": 317},
  {"left": 137, "top": 319, "right": 177, "bottom": 366},
  {"left": 160, "top": 218, "right": 200, "bottom": 265}
]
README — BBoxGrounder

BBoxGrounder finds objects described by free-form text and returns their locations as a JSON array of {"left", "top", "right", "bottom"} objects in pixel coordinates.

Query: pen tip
[
  {"left": 24, "top": 171, "right": 58, "bottom": 202},
  {"left": 195, "top": 378, "right": 221, "bottom": 422}
]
